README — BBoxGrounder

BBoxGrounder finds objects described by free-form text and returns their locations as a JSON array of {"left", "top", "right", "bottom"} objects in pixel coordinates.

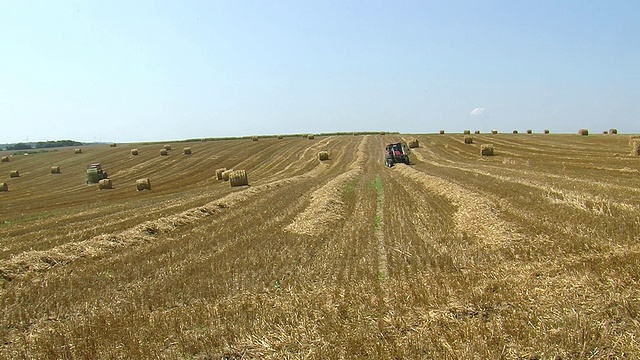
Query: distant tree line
[{"left": 4, "top": 140, "right": 83, "bottom": 151}]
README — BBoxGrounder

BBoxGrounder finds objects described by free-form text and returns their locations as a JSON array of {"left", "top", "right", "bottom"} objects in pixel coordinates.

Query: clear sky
[{"left": 1, "top": 1, "right": 639, "bottom": 143}]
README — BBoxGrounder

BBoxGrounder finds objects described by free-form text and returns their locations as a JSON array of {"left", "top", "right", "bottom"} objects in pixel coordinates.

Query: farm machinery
[
  {"left": 385, "top": 142, "right": 411, "bottom": 167},
  {"left": 86, "top": 163, "right": 108, "bottom": 184}
]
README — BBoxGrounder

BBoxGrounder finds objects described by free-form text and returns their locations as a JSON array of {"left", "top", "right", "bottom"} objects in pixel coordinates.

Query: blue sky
[{"left": 1, "top": 1, "right": 639, "bottom": 143}]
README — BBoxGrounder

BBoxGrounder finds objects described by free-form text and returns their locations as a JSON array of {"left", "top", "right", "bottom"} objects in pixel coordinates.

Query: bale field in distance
[{"left": 0, "top": 134, "right": 639, "bottom": 359}]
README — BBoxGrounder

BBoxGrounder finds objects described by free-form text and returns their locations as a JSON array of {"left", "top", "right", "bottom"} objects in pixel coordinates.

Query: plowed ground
[{"left": 1, "top": 134, "right": 639, "bottom": 359}]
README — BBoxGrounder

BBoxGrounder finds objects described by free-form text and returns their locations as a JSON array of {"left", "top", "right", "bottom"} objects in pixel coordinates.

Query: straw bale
[
  {"left": 131, "top": 149, "right": 139, "bottom": 155},
  {"left": 136, "top": 178, "right": 151, "bottom": 191},
  {"left": 50, "top": 166, "right": 61, "bottom": 174},
  {"left": 10, "top": 170, "right": 19, "bottom": 178},
  {"left": 544, "top": 129, "right": 550, "bottom": 134},
  {"left": 464, "top": 136, "right": 473, "bottom": 144},
  {"left": 609, "top": 128, "right": 618, "bottom": 134},
  {"left": 164, "top": 144, "right": 172, "bottom": 150},
  {"left": 183, "top": 147, "right": 192, "bottom": 154},
  {"left": 631, "top": 140, "right": 640, "bottom": 156},
  {"left": 160, "top": 148, "right": 168, "bottom": 156},
  {"left": 229, "top": 170, "right": 249, "bottom": 187},
  {"left": 474, "top": 130, "right": 480, "bottom": 134},
  {"left": 215, "top": 168, "right": 227, "bottom": 180},
  {"left": 1, "top": 156, "right": 9, "bottom": 162},
  {"left": 408, "top": 139, "right": 419, "bottom": 148},
  {"left": 463, "top": 130, "right": 471, "bottom": 135},
  {"left": 481, "top": 144, "right": 494, "bottom": 156},
  {"left": 439, "top": 130, "right": 445, "bottom": 134},
  {"left": 0, "top": 182, "right": 7, "bottom": 191},
  {"left": 222, "top": 169, "right": 233, "bottom": 181},
  {"left": 318, "top": 151, "right": 329, "bottom": 161},
  {"left": 512, "top": 130, "right": 518, "bottom": 134},
  {"left": 308, "top": 134, "right": 315, "bottom": 139},
  {"left": 110, "top": 143, "right": 117, "bottom": 147},
  {"left": 74, "top": 148, "right": 82, "bottom": 154},
  {"left": 526, "top": 129, "right": 532, "bottom": 134},
  {"left": 491, "top": 129, "right": 498, "bottom": 134},
  {"left": 98, "top": 179, "right": 113, "bottom": 190},
  {"left": 251, "top": 136, "right": 259, "bottom": 141},
  {"left": 578, "top": 129, "right": 589, "bottom": 136}
]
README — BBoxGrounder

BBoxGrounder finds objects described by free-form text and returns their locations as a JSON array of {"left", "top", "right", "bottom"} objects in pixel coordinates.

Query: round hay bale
[
  {"left": 513, "top": 130, "right": 518, "bottom": 134},
  {"left": 602, "top": 130, "right": 608, "bottom": 134},
  {"left": 609, "top": 128, "right": 618, "bottom": 135},
  {"left": 277, "top": 135, "right": 283, "bottom": 139},
  {"left": 160, "top": 148, "right": 168, "bottom": 156},
  {"left": 221, "top": 169, "right": 233, "bottom": 181},
  {"left": 131, "top": 149, "right": 139, "bottom": 156},
  {"left": 110, "top": 143, "right": 117, "bottom": 147},
  {"left": 380, "top": 132, "right": 386, "bottom": 135},
  {"left": 491, "top": 129, "right": 498, "bottom": 134},
  {"left": 251, "top": 136, "right": 259, "bottom": 141},
  {"left": 544, "top": 129, "right": 550, "bottom": 134},
  {"left": 229, "top": 170, "right": 249, "bottom": 187},
  {"left": 408, "top": 139, "right": 419, "bottom": 148},
  {"left": 480, "top": 144, "right": 494, "bottom": 156},
  {"left": 98, "top": 178, "right": 113, "bottom": 190},
  {"left": 215, "top": 168, "right": 227, "bottom": 180},
  {"left": 464, "top": 136, "right": 473, "bottom": 144},
  {"left": 578, "top": 129, "right": 589, "bottom": 136},
  {"left": 474, "top": 130, "right": 480, "bottom": 134},
  {"left": 74, "top": 148, "right": 82, "bottom": 154},
  {"left": 463, "top": 130, "right": 471, "bottom": 135},
  {"left": 631, "top": 140, "right": 640, "bottom": 156},
  {"left": 164, "top": 144, "right": 172, "bottom": 150},
  {"left": 136, "top": 178, "right": 151, "bottom": 191},
  {"left": 439, "top": 130, "right": 445, "bottom": 135},
  {"left": 1, "top": 156, "right": 9, "bottom": 163},
  {"left": 0, "top": 182, "right": 7, "bottom": 192},
  {"left": 50, "top": 166, "right": 61, "bottom": 174},
  {"left": 183, "top": 147, "right": 192, "bottom": 155},
  {"left": 526, "top": 129, "right": 533, "bottom": 134},
  {"left": 308, "top": 134, "right": 315, "bottom": 139},
  {"left": 318, "top": 151, "right": 329, "bottom": 161},
  {"left": 9, "top": 170, "right": 19, "bottom": 178},
  {"left": 303, "top": 134, "right": 308, "bottom": 139}
]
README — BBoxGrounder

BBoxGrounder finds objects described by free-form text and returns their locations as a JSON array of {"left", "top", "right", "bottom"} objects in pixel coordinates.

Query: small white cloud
[{"left": 470, "top": 107, "right": 485, "bottom": 116}]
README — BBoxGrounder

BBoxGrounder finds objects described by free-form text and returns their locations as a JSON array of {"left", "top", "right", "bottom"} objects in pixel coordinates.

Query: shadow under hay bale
[
  {"left": 318, "top": 151, "right": 329, "bottom": 161},
  {"left": 136, "top": 178, "right": 151, "bottom": 191},
  {"left": 98, "top": 179, "right": 113, "bottom": 190},
  {"left": 481, "top": 144, "right": 494, "bottom": 156},
  {"left": 215, "top": 168, "right": 227, "bottom": 180},
  {"left": 229, "top": 170, "right": 248, "bottom": 187}
]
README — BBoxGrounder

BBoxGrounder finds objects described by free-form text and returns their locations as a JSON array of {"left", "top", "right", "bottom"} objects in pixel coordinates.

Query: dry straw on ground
[
  {"left": 0, "top": 182, "right": 7, "bottom": 191},
  {"left": 408, "top": 139, "right": 419, "bottom": 148},
  {"left": 1, "top": 156, "right": 9, "bottom": 162},
  {"left": 439, "top": 130, "right": 445, "bottom": 134},
  {"left": 160, "top": 149, "right": 168, "bottom": 156},
  {"left": 464, "top": 136, "right": 473, "bottom": 144},
  {"left": 183, "top": 147, "right": 192, "bottom": 155},
  {"left": 164, "top": 144, "right": 171, "bottom": 150},
  {"left": 215, "top": 168, "right": 227, "bottom": 180},
  {"left": 136, "top": 178, "right": 151, "bottom": 191},
  {"left": 131, "top": 149, "right": 139, "bottom": 156},
  {"left": 74, "top": 148, "right": 82, "bottom": 154},
  {"left": 50, "top": 166, "right": 61, "bottom": 174},
  {"left": 579, "top": 129, "right": 589, "bottom": 136},
  {"left": 609, "top": 128, "right": 618, "bottom": 134},
  {"left": 98, "top": 179, "right": 113, "bottom": 190},
  {"left": 463, "top": 130, "right": 471, "bottom": 134},
  {"left": 318, "top": 151, "right": 329, "bottom": 161},
  {"left": 481, "top": 144, "right": 494, "bottom": 156},
  {"left": 9, "top": 170, "right": 19, "bottom": 178},
  {"left": 491, "top": 129, "right": 498, "bottom": 134},
  {"left": 229, "top": 170, "right": 249, "bottom": 187},
  {"left": 221, "top": 170, "right": 232, "bottom": 181}
]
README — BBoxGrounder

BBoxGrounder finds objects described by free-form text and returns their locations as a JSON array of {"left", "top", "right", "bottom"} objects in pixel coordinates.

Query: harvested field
[{"left": 0, "top": 134, "right": 639, "bottom": 358}]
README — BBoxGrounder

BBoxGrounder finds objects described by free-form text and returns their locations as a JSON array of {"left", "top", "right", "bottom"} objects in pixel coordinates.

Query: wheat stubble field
[{"left": 0, "top": 133, "right": 639, "bottom": 359}]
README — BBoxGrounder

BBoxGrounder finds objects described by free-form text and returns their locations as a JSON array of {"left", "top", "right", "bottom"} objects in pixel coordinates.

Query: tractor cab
[
  {"left": 385, "top": 142, "right": 410, "bottom": 167},
  {"left": 86, "top": 163, "right": 108, "bottom": 184}
]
